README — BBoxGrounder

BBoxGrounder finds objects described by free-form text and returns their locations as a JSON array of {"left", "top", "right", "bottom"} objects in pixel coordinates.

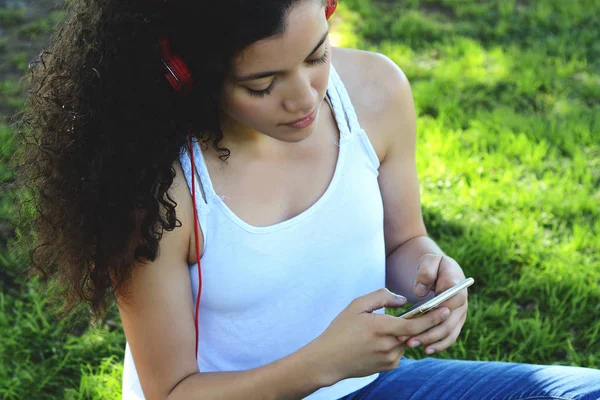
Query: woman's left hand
[{"left": 399, "top": 254, "right": 469, "bottom": 355}]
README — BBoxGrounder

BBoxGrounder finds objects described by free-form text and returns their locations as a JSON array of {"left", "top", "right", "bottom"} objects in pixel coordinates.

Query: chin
[{"left": 279, "top": 123, "right": 318, "bottom": 143}]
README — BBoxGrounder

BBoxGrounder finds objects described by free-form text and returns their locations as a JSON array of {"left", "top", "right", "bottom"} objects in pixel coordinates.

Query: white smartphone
[{"left": 398, "top": 277, "right": 474, "bottom": 319}]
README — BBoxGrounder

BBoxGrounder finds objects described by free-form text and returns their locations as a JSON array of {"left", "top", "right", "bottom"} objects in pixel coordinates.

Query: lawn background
[{"left": 1, "top": 0, "right": 599, "bottom": 398}]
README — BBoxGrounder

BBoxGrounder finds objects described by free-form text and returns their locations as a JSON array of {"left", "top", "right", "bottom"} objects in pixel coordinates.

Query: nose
[{"left": 282, "top": 71, "right": 318, "bottom": 115}]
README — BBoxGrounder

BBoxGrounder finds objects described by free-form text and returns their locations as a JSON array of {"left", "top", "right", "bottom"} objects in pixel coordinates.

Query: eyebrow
[{"left": 235, "top": 29, "right": 329, "bottom": 82}]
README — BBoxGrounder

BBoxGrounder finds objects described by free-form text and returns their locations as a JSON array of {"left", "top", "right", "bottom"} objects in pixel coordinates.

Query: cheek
[
  {"left": 225, "top": 95, "right": 275, "bottom": 126},
  {"left": 317, "top": 65, "right": 331, "bottom": 92},
  {"left": 310, "top": 64, "right": 331, "bottom": 102}
]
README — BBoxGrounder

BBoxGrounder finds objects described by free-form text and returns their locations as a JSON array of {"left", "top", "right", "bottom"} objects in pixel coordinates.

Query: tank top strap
[
  {"left": 327, "top": 63, "right": 380, "bottom": 169},
  {"left": 179, "top": 140, "right": 212, "bottom": 221},
  {"left": 327, "top": 64, "right": 364, "bottom": 138}
]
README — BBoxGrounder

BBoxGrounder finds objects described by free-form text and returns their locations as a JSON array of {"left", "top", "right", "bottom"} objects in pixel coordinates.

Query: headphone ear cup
[
  {"left": 163, "top": 54, "right": 194, "bottom": 93},
  {"left": 159, "top": 35, "right": 194, "bottom": 93},
  {"left": 325, "top": 0, "right": 337, "bottom": 20}
]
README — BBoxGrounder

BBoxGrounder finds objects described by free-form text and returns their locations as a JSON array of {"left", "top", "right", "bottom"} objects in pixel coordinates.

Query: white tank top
[{"left": 122, "top": 63, "right": 386, "bottom": 400}]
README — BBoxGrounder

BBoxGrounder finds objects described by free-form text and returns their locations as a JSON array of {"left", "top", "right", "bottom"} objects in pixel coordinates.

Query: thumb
[{"left": 356, "top": 288, "right": 407, "bottom": 313}]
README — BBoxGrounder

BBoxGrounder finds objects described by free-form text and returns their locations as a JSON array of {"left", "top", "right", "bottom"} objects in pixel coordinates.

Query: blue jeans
[{"left": 338, "top": 357, "right": 600, "bottom": 400}]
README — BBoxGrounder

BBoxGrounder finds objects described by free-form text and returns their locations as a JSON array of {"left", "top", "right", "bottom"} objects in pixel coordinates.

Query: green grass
[
  {"left": 0, "top": 8, "right": 26, "bottom": 28},
  {"left": 1, "top": 0, "right": 599, "bottom": 398},
  {"left": 16, "top": 11, "right": 65, "bottom": 40}
]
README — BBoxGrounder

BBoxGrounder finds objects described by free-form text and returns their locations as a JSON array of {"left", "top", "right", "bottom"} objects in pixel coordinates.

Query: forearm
[
  {"left": 168, "top": 340, "right": 333, "bottom": 400},
  {"left": 385, "top": 235, "right": 445, "bottom": 304}
]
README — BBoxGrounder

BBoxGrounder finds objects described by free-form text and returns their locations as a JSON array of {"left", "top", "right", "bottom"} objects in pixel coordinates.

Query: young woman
[{"left": 14, "top": 0, "right": 600, "bottom": 399}]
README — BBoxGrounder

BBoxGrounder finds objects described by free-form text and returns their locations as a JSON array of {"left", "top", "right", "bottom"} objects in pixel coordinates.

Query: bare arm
[
  {"left": 365, "top": 53, "right": 443, "bottom": 304},
  {"left": 370, "top": 53, "right": 468, "bottom": 354},
  {"left": 168, "top": 344, "right": 331, "bottom": 400},
  {"left": 117, "top": 160, "right": 334, "bottom": 400}
]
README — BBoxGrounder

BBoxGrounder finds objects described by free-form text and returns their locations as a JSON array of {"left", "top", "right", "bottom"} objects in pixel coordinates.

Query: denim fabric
[{"left": 338, "top": 357, "right": 600, "bottom": 400}]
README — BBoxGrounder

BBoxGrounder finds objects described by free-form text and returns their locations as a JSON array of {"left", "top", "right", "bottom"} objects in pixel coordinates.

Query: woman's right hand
[{"left": 311, "top": 288, "right": 450, "bottom": 384}]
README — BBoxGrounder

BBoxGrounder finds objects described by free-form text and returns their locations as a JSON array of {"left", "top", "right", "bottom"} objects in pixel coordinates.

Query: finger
[
  {"left": 414, "top": 254, "right": 443, "bottom": 297},
  {"left": 437, "top": 290, "right": 468, "bottom": 313},
  {"left": 377, "top": 336, "right": 406, "bottom": 353},
  {"left": 389, "top": 342, "right": 407, "bottom": 368},
  {"left": 388, "top": 307, "right": 450, "bottom": 337},
  {"left": 411, "top": 306, "right": 467, "bottom": 353},
  {"left": 423, "top": 321, "right": 464, "bottom": 355},
  {"left": 434, "top": 256, "right": 466, "bottom": 294},
  {"left": 354, "top": 288, "right": 407, "bottom": 313},
  {"left": 406, "top": 310, "right": 460, "bottom": 349}
]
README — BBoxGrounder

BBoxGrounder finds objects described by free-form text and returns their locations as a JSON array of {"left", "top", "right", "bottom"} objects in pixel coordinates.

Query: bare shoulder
[{"left": 331, "top": 47, "right": 413, "bottom": 161}]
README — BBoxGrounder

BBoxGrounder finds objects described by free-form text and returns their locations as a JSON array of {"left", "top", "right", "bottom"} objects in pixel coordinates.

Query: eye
[
  {"left": 245, "top": 49, "right": 329, "bottom": 98},
  {"left": 247, "top": 84, "right": 273, "bottom": 98},
  {"left": 307, "top": 49, "right": 329, "bottom": 66}
]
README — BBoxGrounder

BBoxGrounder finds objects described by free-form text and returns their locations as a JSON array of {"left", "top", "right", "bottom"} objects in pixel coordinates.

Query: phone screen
[{"left": 398, "top": 277, "right": 474, "bottom": 319}]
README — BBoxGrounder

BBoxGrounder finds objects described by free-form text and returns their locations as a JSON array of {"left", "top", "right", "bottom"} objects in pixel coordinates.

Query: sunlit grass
[
  {"left": 334, "top": 0, "right": 600, "bottom": 367},
  {"left": 1, "top": 0, "right": 599, "bottom": 397}
]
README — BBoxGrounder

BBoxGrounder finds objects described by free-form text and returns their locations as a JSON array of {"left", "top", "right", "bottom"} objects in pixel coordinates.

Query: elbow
[
  {"left": 166, "top": 371, "right": 198, "bottom": 400},
  {"left": 386, "top": 233, "right": 429, "bottom": 258}
]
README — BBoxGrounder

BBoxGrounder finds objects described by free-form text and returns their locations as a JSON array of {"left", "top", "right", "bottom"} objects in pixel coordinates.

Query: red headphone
[{"left": 162, "top": 0, "right": 338, "bottom": 360}]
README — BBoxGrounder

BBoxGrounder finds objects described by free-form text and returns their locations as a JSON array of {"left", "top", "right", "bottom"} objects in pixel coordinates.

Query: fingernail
[
  {"left": 395, "top": 294, "right": 407, "bottom": 303},
  {"left": 426, "top": 348, "right": 435, "bottom": 354},
  {"left": 410, "top": 340, "right": 421, "bottom": 348},
  {"left": 441, "top": 308, "right": 450, "bottom": 319},
  {"left": 415, "top": 283, "right": 429, "bottom": 296}
]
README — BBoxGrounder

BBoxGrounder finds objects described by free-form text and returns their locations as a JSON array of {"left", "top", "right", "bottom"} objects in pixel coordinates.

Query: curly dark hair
[{"left": 9, "top": 0, "right": 324, "bottom": 321}]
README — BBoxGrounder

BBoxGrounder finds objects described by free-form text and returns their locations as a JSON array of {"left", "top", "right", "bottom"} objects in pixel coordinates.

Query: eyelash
[{"left": 247, "top": 49, "right": 329, "bottom": 98}]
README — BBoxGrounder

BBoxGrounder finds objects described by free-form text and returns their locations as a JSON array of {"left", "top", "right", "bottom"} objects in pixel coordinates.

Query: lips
[{"left": 284, "top": 108, "right": 317, "bottom": 125}]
